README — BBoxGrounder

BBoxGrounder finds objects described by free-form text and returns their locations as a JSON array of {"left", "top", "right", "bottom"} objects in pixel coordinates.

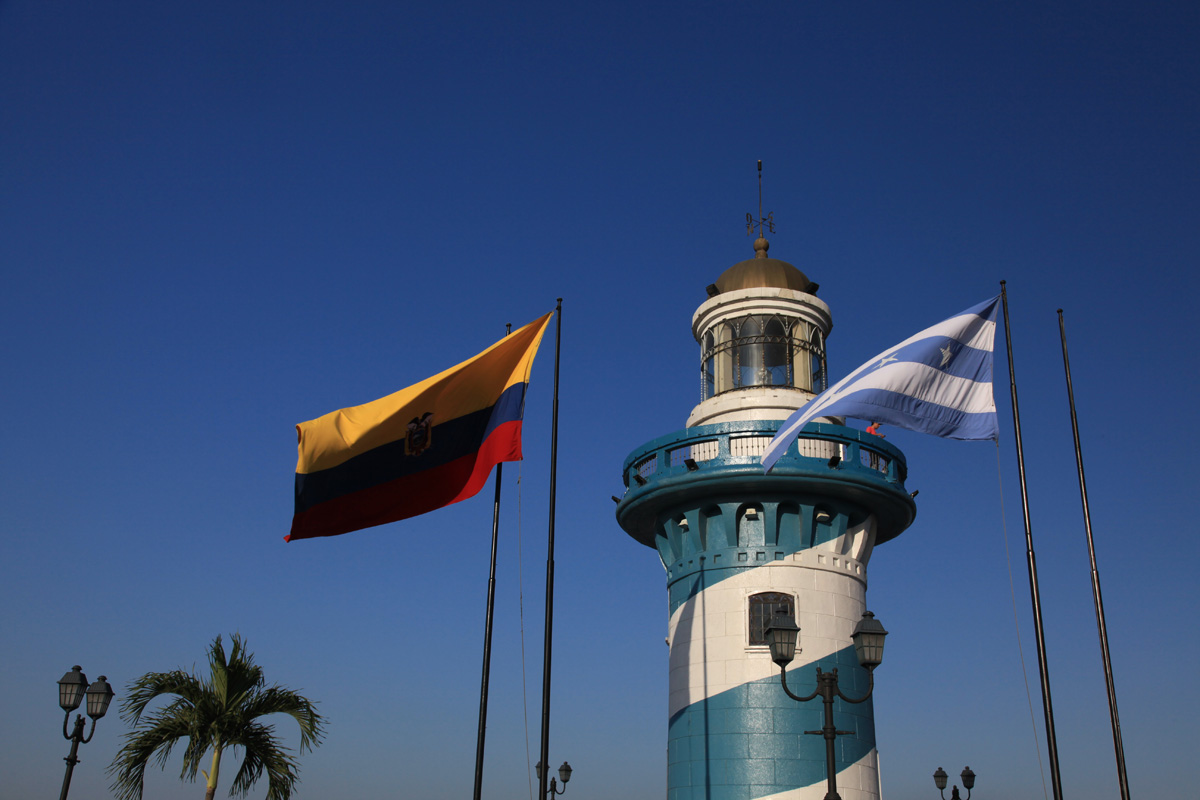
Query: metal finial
[{"left": 746, "top": 159, "right": 775, "bottom": 257}]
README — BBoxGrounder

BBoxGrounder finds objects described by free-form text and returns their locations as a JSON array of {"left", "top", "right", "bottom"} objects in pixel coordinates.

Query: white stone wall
[{"left": 665, "top": 518, "right": 882, "bottom": 800}]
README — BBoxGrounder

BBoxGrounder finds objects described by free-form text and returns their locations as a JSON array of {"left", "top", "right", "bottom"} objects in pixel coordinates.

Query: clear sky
[{"left": 2, "top": 1, "right": 1197, "bottom": 799}]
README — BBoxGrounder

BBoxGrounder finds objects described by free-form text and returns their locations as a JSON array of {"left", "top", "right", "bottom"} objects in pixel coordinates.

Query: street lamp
[
  {"left": 56, "top": 666, "right": 114, "bottom": 800},
  {"left": 535, "top": 760, "right": 573, "bottom": 797},
  {"left": 934, "top": 766, "right": 976, "bottom": 800},
  {"left": 765, "top": 611, "right": 888, "bottom": 800}
]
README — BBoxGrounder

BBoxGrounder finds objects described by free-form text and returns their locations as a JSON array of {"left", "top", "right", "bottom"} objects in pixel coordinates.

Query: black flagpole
[
  {"left": 1000, "top": 281, "right": 1064, "bottom": 800},
  {"left": 1058, "top": 309, "right": 1130, "bottom": 800},
  {"left": 538, "top": 299, "right": 563, "bottom": 800},
  {"left": 472, "top": 324, "right": 512, "bottom": 800}
]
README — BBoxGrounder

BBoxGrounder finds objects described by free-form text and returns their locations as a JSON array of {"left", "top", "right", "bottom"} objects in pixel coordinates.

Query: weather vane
[{"left": 746, "top": 159, "right": 775, "bottom": 238}]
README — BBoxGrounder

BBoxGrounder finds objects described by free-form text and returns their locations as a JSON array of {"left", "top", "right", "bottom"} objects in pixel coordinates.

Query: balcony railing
[{"left": 622, "top": 419, "right": 907, "bottom": 491}]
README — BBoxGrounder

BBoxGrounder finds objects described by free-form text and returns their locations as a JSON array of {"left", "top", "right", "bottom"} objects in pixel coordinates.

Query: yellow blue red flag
[{"left": 288, "top": 312, "right": 553, "bottom": 541}]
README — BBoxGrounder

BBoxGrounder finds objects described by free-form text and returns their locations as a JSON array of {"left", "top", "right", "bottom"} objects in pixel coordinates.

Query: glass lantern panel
[
  {"left": 853, "top": 626, "right": 887, "bottom": 667},
  {"left": 736, "top": 317, "right": 763, "bottom": 387},
  {"left": 762, "top": 317, "right": 788, "bottom": 385},
  {"left": 715, "top": 324, "right": 733, "bottom": 394}
]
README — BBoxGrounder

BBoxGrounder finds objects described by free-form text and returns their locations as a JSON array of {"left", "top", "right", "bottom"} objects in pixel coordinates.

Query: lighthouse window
[
  {"left": 700, "top": 314, "right": 823, "bottom": 400},
  {"left": 748, "top": 592, "right": 795, "bottom": 646},
  {"left": 737, "top": 317, "right": 764, "bottom": 387},
  {"left": 716, "top": 324, "right": 734, "bottom": 394},
  {"left": 763, "top": 318, "right": 788, "bottom": 386}
]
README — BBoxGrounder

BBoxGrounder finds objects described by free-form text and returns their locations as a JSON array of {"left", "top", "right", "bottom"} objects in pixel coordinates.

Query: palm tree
[{"left": 108, "top": 634, "right": 325, "bottom": 800}]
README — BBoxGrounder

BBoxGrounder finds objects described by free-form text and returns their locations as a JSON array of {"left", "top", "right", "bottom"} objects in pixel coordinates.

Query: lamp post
[
  {"left": 56, "top": 665, "right": 114, "bottom": 800},
  {"left": 535, "top": 760, "right": 573, "bottom": 798},
  {"left": 933, "top": 766, "right": 976, "bottom": 800},
  {"left": 764, "top": 611, "right": 888, "bottom": 800}
]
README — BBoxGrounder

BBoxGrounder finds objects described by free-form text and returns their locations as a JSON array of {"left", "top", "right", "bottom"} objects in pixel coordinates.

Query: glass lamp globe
[
  {"left": 58, "top": 666, "right": 88, "bottom": 713},
  {"left": 851, "top": 611, "right": 888, "bottom": 669},
  {"left": 765, "top": 613, "right": 800, "bottom": 668},
  {"left": 85, "top": 676, "right": 115, "bottom": 719}
]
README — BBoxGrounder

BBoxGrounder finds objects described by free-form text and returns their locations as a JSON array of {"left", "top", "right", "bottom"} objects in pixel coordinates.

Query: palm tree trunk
[{"left": 205, "top": 746, "right": 222, "bottom": 800}]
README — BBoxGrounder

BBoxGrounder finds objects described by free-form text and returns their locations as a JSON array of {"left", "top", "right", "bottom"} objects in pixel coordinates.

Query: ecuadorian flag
[{"left": 288, "top": 312, "right": 553, "bottom": 541}]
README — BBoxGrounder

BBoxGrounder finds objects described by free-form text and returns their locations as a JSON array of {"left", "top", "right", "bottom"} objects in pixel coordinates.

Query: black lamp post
[
  {"left": 934, "top": 766, "right": 976, "bottom": 800},
  {"left": 535, "top": 760, "right": 573, "bottom": 797},
  {"left": 764, "top": 611, "right": 888, "bottom": 800},
  {"left": 56, "top": 665, "right": 114, "bottom": 800}
]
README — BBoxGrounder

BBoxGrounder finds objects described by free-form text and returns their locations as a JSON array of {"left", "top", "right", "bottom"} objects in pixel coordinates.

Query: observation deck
[{"left": 616, "top": 420, "right": 917, "bottom": 556}]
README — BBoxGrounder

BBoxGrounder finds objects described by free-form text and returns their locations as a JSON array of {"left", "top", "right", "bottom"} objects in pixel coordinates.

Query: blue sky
[{"left": 2, "top": 1, "right": 1197, "bottom": 798}]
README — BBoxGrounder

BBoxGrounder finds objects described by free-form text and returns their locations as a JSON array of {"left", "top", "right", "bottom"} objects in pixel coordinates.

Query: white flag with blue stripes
[{"left": 762, "top": 296, "right": 1001, "bottom": 472}]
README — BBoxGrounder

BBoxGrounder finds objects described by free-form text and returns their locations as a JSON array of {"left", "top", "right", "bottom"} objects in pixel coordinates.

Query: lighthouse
[{"left": 615, "top": 233, "right": 917, "bottom": 800}]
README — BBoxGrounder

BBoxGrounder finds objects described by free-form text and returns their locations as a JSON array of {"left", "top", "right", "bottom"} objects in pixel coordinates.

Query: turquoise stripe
[{"left": 667, "top": 646, "right": 875, "bottom": 800}]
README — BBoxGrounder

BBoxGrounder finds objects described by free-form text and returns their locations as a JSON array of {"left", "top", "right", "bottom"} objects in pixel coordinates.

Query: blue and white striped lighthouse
[{"left": 616, "top": 235, "right": 917, "bottom": 800}]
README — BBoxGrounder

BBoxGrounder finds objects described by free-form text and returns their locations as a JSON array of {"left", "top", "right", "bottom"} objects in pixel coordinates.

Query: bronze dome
[{"left": 713, "top": 256, "right": 817, "bottom": 295}]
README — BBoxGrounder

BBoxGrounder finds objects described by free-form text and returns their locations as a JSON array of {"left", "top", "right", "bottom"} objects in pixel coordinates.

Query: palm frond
[
  {"left": 209, "top": 634, "right": 229, "bottom": 706},
  {"left": 210, "top": 633, "right": 266, "bottom": 709},
  {"left": 238, "top": 686, "right": 326, "bottom": 752},
  {"left": 227, "top": 721, "right": 302, "bottom": 800},
  {"left": 228, "top": 636, "right": 264, "bottom": 697},
  {"left": 108, "top": 709, "right": 202, "bottom": 800},
  {"left": 120, "top": 670, "right": 204, "bottom": 723}
]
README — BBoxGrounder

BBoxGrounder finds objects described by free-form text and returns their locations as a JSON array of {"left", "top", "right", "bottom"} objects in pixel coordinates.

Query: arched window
[
  {"left": 748, "top": 591, "right": 795, "bottom": 646},
  {"left": 763, "top": 317, "right": 788, "bottom": 386},
  {"left": 737, "top": 317, "right": 763, "bottom": 388},
  {"left": 715, "top": 323, "right": 734, "bottom": 394}
]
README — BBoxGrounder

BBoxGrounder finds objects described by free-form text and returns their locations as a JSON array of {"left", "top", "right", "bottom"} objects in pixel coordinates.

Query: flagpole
[
  {"left": 471, "top": 460, "right": 503, "bottom": 800},
  {"left": 472, "top": 324, "right": 513, "bottom": 800},
  {"left": 1000, "top": 281, "right": 1064, "bottom": 800},
  {"left": 1058, "top": 309, "right": 1130, "bottom": 800},
  {"left": 538, "top": 299, "right": 563, "bottom": 800}
]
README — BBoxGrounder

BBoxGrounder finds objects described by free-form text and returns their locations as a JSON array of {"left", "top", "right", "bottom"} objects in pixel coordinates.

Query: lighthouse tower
[{"left": 616, "top": 235, "right": 917, "bottom": 800}]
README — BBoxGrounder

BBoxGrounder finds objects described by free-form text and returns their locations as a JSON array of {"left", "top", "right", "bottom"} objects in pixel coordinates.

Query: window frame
[{"left": 747, "top": 591, "right": 796, "bottom": 648}]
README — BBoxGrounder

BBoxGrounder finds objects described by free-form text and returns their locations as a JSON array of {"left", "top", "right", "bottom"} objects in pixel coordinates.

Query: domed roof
[{"left": 711, "top": 238, "right": 818, "bottom": 295}]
